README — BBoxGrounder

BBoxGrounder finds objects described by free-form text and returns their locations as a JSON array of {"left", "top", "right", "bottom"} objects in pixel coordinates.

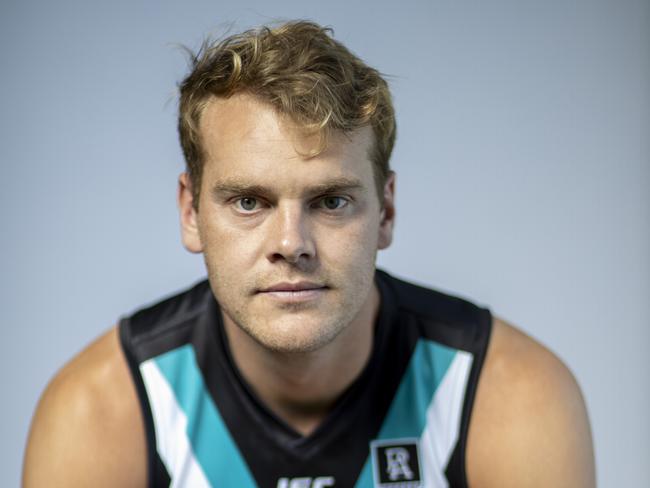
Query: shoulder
[
  {"left": 466, "top": 317, "right": 595, "bottom": 487},
  {"left": 23, "top": 326, "right": 147, "bottom": 488}
]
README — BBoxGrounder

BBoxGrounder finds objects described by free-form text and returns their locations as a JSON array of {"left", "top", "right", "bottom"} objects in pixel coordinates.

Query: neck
[{"left": 222, "top": 284, "right": 380, "bottom": 436}]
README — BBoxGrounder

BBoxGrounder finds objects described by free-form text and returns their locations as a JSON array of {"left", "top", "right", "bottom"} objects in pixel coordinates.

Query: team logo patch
[{"left": 370, "top": 438, "right": 423, "bottom": 488}]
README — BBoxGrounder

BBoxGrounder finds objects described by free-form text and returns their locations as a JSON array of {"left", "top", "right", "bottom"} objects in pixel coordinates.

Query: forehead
[{"left": 197, "top": 94, "right": 375, "bottom": 189}]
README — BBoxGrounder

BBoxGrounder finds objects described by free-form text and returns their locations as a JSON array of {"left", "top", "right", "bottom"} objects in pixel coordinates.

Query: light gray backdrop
[{"left": 2, "top": 0, "right": 648, "bottom": 486}]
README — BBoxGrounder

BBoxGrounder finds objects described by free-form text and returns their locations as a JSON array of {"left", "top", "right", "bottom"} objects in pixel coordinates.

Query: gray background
[{"left": 2, "top": 0, "right": 648, "bottom": 486}]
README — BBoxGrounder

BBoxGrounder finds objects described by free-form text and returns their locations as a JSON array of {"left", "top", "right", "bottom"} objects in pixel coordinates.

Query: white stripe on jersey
[
  {"left": 140, "top": 360, "right": 212, "bottom": 488},
  {"left": 420, "top": 351, "right": 474, "bottom": 488}
]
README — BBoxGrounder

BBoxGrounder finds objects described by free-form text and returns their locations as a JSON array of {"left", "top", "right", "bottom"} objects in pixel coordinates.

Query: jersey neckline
[{"left": 204, "top": 268, "right": 399, "bottom": 454}]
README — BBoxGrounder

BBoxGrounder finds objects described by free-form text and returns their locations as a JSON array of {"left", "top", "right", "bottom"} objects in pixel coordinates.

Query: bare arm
[
  {"left": 22, "top": 327, "right": 147, "bottom": 488},
  {"left": 466, "top": 318, "right": 596, "bottom": 488}
]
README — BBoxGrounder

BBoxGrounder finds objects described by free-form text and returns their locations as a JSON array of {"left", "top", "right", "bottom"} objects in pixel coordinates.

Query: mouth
[{"left": 257, "top": 282, "right": 328, "bottom": 303}]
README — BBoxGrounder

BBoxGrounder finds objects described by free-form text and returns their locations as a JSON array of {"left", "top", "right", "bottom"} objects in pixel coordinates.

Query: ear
[
  {"left": 378, "top": 171, "right": 396, "bottom": 250},
  {"left": 178, "top": 172, "right": 203, "bottom": 253}
]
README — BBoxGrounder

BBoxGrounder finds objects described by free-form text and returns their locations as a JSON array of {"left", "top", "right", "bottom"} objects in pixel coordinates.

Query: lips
[
  {"left": 257, "top": 281, "right": 328, "bottom": 303},
  {"left": 261, "top": 282, "right": 326, "bottom": 292}
]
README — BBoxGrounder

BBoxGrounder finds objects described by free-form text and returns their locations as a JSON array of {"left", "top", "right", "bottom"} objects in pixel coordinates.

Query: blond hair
[{"left": 178, "top": 20, "right": 396, "bottom": 207}]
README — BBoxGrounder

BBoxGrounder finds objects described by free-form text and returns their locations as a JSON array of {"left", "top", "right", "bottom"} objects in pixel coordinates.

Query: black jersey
[{"left": 119, "top": 269, "right": 492, "bottom": 488}]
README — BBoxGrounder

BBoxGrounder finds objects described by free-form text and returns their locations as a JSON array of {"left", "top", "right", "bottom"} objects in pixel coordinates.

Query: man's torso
[{"left": 118, "top": 269, "right": 492, "bottom": 488}]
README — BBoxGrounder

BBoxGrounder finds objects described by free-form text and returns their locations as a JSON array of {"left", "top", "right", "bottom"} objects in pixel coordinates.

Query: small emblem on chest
[{"left": 370, "top": 438, "right": 423, "bottom": 487}]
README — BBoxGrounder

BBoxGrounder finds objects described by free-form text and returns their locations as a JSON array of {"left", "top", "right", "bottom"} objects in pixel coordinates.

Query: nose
[{"left": 266, "top": 202, "right": 316, "bottom": 264}]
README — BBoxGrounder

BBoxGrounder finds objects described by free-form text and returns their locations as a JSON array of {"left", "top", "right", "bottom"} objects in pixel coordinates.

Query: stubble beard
[
  {"left": 208, "top": 269, "right": 376, "bottom": 356},
  {"left": 220, "top": 289, "right": 362, "bottom": 355},
  {"left": 202, "top": 234, "right": 379, "bottom": 354}
]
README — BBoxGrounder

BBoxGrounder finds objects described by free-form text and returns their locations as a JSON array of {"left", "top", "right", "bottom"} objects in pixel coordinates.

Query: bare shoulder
[
  {"left": 466, "top": 317, "right": 596, "bottom": 488},
  {"left": 23, "top": 326, "right": 147, "bottom": 488}
]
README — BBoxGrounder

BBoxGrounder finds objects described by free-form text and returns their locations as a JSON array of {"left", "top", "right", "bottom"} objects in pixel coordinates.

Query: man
[{"left": 23, "top": 21, "right": 595, "bottom": 488}]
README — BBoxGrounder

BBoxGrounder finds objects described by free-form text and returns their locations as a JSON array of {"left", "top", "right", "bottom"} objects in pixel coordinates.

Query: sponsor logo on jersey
[
  {"left": 276, "top": 476, "right": 335, "bottom": 488},
  {"left": 370, "top": 438, "right": 423, "bottom": 488}
]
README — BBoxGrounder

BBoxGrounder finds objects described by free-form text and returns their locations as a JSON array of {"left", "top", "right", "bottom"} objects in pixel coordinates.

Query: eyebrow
[{"left": 210, "top": 176, "right": 365, "bottom": 199}]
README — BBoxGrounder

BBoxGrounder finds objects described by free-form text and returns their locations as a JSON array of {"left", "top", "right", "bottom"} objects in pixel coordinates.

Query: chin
[{"left": 248, "top": 316, "right": 345, "bottom": 354}]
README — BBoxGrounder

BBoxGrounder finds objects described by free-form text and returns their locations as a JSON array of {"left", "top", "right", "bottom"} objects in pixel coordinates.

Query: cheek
[
  {"left": 198, "top": 216, "right": 263, "bottom": 284},
  {"left": 316, "top": 218, "right": 380, "bottom": 270},
  {"left": 200, "top": 210, "right": 256, "bottom": 254}
]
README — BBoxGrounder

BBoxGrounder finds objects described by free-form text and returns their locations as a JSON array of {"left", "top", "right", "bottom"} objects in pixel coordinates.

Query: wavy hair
[{"left": 178, "top": 20, "right": 396, "bottom": 207}]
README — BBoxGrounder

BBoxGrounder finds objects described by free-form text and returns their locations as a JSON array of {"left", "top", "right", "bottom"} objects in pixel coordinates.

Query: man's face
[{"left": 179, "top": 94, "right": 395, "bottom": 353}]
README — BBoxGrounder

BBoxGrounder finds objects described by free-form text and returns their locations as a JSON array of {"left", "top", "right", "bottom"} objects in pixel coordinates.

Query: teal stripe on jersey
[
  {"left": 155, "top": 344, "right": 257, "bottom": 487},
  {"left": 354, "top": 339, "right": 458, "bottom": 487}
]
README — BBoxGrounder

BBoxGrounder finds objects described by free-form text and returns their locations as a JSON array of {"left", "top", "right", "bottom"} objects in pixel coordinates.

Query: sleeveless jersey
[{"left": 119, "top": 269, "right": 492, "bottom": 488}]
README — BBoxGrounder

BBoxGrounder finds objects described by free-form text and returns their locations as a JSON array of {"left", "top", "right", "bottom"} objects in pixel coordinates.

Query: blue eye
[
  {"left": 320, "top": 196, "right": 347, "bottom": 210},
  {"left": 237, "top": 197, "right": 258, "bottom": 211}
]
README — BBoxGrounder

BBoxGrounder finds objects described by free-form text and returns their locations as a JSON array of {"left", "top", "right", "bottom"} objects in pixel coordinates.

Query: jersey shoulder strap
[
  {"left": 119, "top": 279, "right": 213, "bottom": 488},
  {"left": 381, "top": 270, "right": 492, "bottom": 354}
]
